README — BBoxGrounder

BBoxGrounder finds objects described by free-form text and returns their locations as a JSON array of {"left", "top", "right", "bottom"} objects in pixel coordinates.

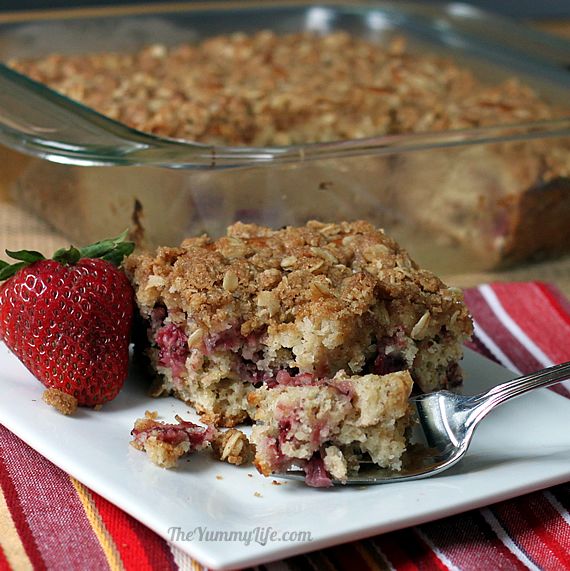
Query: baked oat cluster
[
  {"left": 126, "top": 221, "right": 473, "bottom": 485},
  {"left": 8, "top": 32, "right": 564, "bottom": 146}
]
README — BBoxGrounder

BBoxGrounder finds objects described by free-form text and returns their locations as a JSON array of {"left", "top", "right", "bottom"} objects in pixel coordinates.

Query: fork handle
[{"left": 468, "top": 361, "right": 570, "bottom": 424}]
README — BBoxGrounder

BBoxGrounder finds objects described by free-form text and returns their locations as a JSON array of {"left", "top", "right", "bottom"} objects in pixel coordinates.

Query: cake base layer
[{"left": 249, "top": 371, "right": 414, "bottom": 487}]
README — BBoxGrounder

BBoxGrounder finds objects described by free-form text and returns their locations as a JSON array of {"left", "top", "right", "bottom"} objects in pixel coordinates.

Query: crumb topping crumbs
[
  {"left": 212, "top": 428, "right": 254, "bottom": 466},
  {"left": 42, "top": 388, "right": 78, "bottom": 416},
  {"left": 125, "top": 220, "right": 472, "bottom": 340}
]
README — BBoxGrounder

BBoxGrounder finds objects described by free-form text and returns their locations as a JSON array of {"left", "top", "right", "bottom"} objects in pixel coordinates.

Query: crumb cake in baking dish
[
  {"left": 8, "top": 31, "right": 570, "bottom": 268},
  {"left": 125, "top": 221, "right": 473, "bottom": 430},
  {"left": 9, "top": 32, "right": 567, "bottom": 146}
]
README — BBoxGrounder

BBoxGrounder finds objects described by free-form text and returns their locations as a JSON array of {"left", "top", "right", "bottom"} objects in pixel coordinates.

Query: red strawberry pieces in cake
[
  {"left": 131, "top": 411, "right": 217, "bottom": 469},
  {"left": 130, "top": 412, "right": 254, "bottom": 469},
  {"left": 248, "top": 370, "right": 413, "bottom": 487}
]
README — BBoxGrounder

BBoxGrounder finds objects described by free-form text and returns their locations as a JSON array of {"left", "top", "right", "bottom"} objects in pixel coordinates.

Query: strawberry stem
[
  {"left": 0, "top": 231, "right": 135, "bottom": 282},
  {"left": 52, "top": 246, "right": 82, "bottom": 265}
]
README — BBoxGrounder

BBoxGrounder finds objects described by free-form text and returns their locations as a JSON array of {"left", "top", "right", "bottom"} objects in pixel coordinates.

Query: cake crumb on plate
[{"left": 42, "top": 388, "right": 78, "bottom": 416}]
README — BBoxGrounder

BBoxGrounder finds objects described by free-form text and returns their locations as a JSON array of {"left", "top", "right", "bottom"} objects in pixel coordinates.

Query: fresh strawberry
[{"left": 0, "top": 232, "right": 135, "bottom": 407}]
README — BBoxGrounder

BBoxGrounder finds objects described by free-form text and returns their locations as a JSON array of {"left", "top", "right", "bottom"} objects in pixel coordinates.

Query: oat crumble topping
[{"left": 8, "top": 32, "right": 566, "bottom": 146}]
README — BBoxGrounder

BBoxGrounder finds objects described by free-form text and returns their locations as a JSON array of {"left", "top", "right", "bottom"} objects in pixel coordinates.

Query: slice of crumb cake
[
  {"left": 125, "top": 221, "right": 472, "bottom": 427},
  {"left": 248, "top": 370, "right": 413, "bottom": 487}
]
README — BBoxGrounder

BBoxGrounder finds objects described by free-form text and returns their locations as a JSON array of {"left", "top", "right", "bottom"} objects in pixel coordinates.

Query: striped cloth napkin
[{"left": 1, "top": 281, "right": 569, "bottom": 571}]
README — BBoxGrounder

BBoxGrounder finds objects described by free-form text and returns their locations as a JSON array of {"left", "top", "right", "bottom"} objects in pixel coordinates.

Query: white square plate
[{"left": 0, "top": 345, "right": 569, "bottom": 570}]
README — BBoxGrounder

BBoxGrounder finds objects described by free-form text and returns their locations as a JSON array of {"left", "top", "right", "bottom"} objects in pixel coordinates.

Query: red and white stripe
[
  {"left": 544, "top": 490, "right": 570, "bottom": 527},
  {"left": 464, "top": 282, "right": 570, "bottom": 398},
  {"left": 480, "top": 507, "right": 542, "bottom": 571},
  {"left": 472, "top": 319, "right": 522, "bottom": 374}
]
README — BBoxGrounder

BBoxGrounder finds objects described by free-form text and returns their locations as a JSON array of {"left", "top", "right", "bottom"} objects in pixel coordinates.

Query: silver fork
[{"left": 275, "top": 361, "right": 570, "bottom": 485}]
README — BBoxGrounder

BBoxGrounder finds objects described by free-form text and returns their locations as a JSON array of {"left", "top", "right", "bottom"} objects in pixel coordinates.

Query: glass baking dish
[{"left": 0, "top": 1, "right": 569, "bottom": 276}]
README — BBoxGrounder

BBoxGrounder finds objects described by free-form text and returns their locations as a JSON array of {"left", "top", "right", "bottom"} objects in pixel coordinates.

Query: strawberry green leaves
[
  {"left": 5, "top": 250, "right": 45, "bottom": 263},
  {"left": 0, "top": 250, "right": 45, "bottom": 280},
  {"left": 0, "top": 261, "right": 27, "bottom": 281},
  {"left": 78, "top": 231, "right": 135, "bottom": 266},
  {"left": 0, "top": 231, "right": 134, "bottom": 282}
]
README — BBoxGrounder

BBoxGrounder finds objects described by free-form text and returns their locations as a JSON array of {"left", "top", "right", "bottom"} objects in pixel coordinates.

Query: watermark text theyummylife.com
[{"left": 168, "top": 526, "right": 313, "bottom": 546}]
